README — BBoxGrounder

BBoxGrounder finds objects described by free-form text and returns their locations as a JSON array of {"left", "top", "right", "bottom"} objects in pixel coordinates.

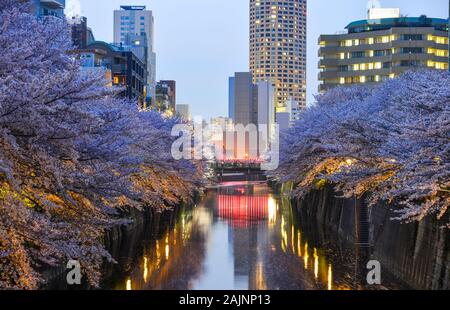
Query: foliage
[
  {"left": 0, "top": 1, "right": 204, "bottom": 289},
  {"left": 272, "top": 70, "right": 449, "bottom": 227}
]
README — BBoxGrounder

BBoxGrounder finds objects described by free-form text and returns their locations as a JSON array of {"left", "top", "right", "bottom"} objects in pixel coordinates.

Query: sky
[{"left": 70, "top": 0, "right": 449, "bottom": 120}]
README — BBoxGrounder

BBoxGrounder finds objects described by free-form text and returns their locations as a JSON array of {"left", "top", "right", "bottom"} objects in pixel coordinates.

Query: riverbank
[
  {"left": 43, "top": 196, "right": 198, "bottom": 289},
  {"left": 275, "top": 183, "right": 449, "bottom": 290}
]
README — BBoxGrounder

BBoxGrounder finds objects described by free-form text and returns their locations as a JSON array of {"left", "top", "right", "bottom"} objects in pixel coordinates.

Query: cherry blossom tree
[
  {"left": 0, "top": 1, "right": 204, "bottom": 289},
  {"left": 273, "top": 70, "right": 449, "bottom": 227}
]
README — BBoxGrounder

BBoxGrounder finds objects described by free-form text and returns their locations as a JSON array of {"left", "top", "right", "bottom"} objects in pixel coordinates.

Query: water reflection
[{"left": 106, "top": 182, "right": 406, "bottom": 290}]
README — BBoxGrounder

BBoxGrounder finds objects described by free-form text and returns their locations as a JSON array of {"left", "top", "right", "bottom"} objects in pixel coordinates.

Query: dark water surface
[{"left": 99, "top": 182, "right": 409, "bottom": 290}]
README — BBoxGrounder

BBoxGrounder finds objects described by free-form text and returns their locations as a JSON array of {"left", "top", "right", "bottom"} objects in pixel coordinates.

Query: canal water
[{"left": 101, "top": 181, "right": 409, "bottom": 290}]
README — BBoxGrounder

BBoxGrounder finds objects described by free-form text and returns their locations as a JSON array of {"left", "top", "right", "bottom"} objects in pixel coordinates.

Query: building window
[
  {"left": 400, "top": 60, "right": 421, "bottom": 67},
  {"left": 351, "top": 51, "right": 365, "bottom": 58},
  {"left": 402, "top": 34, "right": 423, "bottom": 41},
  {"left": 401, "top": 47, "right": 423, "bottom": 54}
]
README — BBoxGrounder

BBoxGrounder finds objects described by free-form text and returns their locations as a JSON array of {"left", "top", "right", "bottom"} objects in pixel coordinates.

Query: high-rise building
[
  {"left": 250, "top": 0, "right": 307, "bottom": 119},
  {"left": 230, "top": 72, "right": 258, "bottom": 127},
  {"left": 257, "top": 81, "right": 275, "bottom": 151},
  {"left": 32, "top": 0, "right": 65, "bottom": 18},
  {"left": 228, "top": 77, "right": 236, "bottom": 120},
  {"left": 228, "top": 72, "right": 277, "bottom": 158},
  {"left": 114, "top": 6, "right": 156, "bottom": 102},
  {"left": 318, "top": 10, "right": 449, "bottom": 92}
]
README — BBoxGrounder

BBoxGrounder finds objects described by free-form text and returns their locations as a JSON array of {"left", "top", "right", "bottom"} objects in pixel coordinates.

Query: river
[{"left": 94, "top": 181, "right": 409, "bottom": 290}]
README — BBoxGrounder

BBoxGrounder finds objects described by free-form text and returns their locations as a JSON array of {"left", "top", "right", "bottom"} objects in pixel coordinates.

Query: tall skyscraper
[
  {"left": 250, "top": 0, "right": 307, "bottom": 119},
  {"left": 230, "top": 72, "right": 257, "bottom": 127},
  {"left": 114, "top": 6, "right": 156, "bottom": 102},
  {"left": 228, "top": 72, "right": 276, "bottom": 158}
]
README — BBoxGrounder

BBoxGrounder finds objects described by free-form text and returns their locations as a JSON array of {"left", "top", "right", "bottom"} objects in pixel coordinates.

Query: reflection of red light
[
  {"left": 217, "top": 194, "right": 269, "bottom": 228},
  {"left": 236, "top": 188, "right": 246, "bottom": 194}
]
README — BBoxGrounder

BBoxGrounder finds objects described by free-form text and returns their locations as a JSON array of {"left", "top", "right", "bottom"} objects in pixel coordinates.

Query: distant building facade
[
  {"left": 176, "top": 104, "right": 191, "bottom": 121},
  {"left": 33, "top": 0, "right": 65, "bottom": 18},
  {"left": 155, "top": 80, "right": 176, "bottom": 114},
  {"left": 275, "top": 112, "right": 291, "bottom": 132},
  {"left": 228, "top": 72, "right": 277, "bottom": 158},
  {"left": 69, "top": 16, "right": 95, "bottom": 49},
  {"left": 211, "top": 117, "right": 234, "bottom": 130},
  {"left": 319, "top": 10, "right": 449, "bottom": 92},
  {"left": 228, "top": 77, "right": 236, "bottom": 120},
  {"left": 230, "top": 72, "right": 258, "bottom": 127},
  {"left": 114, "top": 6, "right": 156, "bottom": 103},
  {"left": 83, "top": 41, "right": 147, "bottom": 104},
  {"left": 257, "top": 81, "right": 275, "bottom": 151}
]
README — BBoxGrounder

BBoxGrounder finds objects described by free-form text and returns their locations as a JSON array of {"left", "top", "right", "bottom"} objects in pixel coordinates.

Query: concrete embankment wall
[
  {"left": 43, "top": 204, "right": 183, "bottom": 289},
  {"left": 283, "top": 185, "right": 449, "bottom": 290}
]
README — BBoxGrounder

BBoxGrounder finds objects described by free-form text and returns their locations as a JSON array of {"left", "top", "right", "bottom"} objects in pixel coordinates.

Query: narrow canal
[{"left": 100, "top": 181, "right": 409, "bottom": 290}]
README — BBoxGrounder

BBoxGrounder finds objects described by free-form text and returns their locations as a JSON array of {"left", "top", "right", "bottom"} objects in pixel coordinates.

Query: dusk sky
[{"left": 70, "top": 0, "right": 449, "bottom": 120}]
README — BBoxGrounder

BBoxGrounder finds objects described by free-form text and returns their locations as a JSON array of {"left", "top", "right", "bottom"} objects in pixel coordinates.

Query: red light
[{"left": 217, "top": 194, "right": 269, "bottom": 228}]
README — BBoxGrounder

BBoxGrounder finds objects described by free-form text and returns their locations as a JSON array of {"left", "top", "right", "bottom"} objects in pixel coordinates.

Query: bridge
[{"left": 212, "top": 160, "right": 267, "bottom": 182}]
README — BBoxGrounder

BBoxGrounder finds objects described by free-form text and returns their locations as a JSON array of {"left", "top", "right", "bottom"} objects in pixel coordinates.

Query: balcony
[{"left": 40, "top": 0, "right": 65, "bottom": 9}]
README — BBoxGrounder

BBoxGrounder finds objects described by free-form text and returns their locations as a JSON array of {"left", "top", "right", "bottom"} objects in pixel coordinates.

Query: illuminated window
[
  {"left": 374, "top": 62, "right": 382, "bottom": 69},
  {"left": 435, "top": 36, "right": 448, "bottom": 44},
  {"left": 428, "top": 35, "right": 449, "bottom": 45},
  {"left": 339, "top": 52, "right": 345, "bottom": 60},
  {"left": 339, "top": 77, "right": 345, "bottom": 84},
  {"left": 367, "top": 38, "right": 374, "bottom": 44},
  {"left": 436, "top": 50, "right": 448, "bottom": 57},
  {"left": 389, "top": 73, "right": 395, "bottom": 79},
  {"left": 360, "top": 76, "right": 366, "bottom": 83},
  {"left": 344, "top": 39, "right": 352, "bottom": 47},
  {"left": 435, "top": 62, "right": 448, "bottom": 70}
]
